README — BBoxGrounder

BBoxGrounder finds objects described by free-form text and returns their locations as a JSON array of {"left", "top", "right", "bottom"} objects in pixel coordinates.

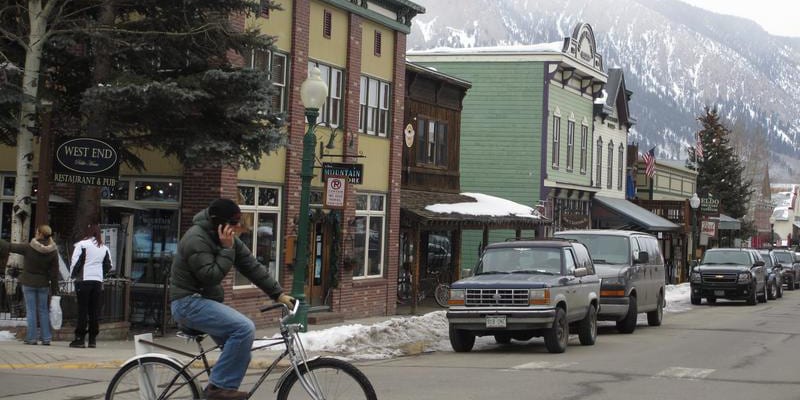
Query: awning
[
  {"left": 102, "top": 199, "right": 149, "bottom": 211},
  {"left": 401, "top": 190, "right": 550, "bottom": 229},
  {"left": 714, "top": 214, "right": 741, "bottom": 231},
  {"left": 31, "top": 194, "right": 71, "bottom": 204},
  {"left": 594, "top": 195, "right": 680, "bottom": 231}
]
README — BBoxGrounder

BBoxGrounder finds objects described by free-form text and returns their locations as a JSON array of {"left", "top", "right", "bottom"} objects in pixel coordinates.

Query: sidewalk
[{"left": 0, "top": 304, "right": 437, "bottom": 370}]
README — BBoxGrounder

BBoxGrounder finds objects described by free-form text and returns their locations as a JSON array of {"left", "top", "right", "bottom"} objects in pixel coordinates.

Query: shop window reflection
[
  {"left": 131, "top": 209, "right": 179, "bottom": 284},
  {"left": 134, "top": 181, "right": 180, "bottom": 202}
]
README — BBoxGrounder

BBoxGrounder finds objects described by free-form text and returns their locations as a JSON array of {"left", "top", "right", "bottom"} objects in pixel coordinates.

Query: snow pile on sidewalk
[
  {"left": 665, "top": 283, "right": 692, "bottom": 312},
  {"left": 0, "top": 331, "right": 16, "bottom": 341}
]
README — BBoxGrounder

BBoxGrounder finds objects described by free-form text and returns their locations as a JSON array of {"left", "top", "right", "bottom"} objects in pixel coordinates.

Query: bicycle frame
[{"left": 128, "top": 300, "right": 327, "bottom": 400}]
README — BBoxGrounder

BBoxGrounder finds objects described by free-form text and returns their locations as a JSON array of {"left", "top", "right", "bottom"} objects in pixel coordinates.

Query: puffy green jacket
[
  {"left": 169, "top": 209, "right": 283, "bottom": 302},
  {"left": 0, "top": 238, "right": 59, "bottom": 293}
]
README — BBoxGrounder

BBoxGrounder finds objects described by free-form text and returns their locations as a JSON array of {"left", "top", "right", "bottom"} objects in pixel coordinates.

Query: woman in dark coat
[{"left": 1, "top": 225, "right": 60, "bottom": 345}]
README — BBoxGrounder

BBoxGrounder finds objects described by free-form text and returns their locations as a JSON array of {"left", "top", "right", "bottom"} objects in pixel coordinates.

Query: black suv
[
  {"left": 690, "top": 248, "right": 768, "bottom": 305},
  {"left": 757, "top": 250, "right": 784, "bottom": 300},
  {"left": 446, "top": 239, "right": 600, "bottom": 353},
  {"left": 771, "top": 249, "right": 800, "bottom": 290}
]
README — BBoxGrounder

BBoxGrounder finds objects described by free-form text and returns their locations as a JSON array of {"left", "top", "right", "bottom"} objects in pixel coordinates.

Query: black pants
[{"left": 74, "top": 281, "right": 103, "bottom": 339}]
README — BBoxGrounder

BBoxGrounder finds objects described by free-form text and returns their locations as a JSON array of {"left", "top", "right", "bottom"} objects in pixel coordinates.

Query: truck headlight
[
  {"left": 449, "top": 289, "right": 465, "bottom": 305},
  {"left": 690, "top": 272, "right": 701, "bottom": 283},
  {"left": 529, "top": 288, "right": 550, "bottom": 305},
  {"left": 738, "top": 272, "right": 752, "bottom": 283}
]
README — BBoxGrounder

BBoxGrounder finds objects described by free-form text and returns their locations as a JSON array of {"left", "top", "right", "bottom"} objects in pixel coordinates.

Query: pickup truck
[{"left": 446, "top": 239, "right": 600, "bottom": 353}]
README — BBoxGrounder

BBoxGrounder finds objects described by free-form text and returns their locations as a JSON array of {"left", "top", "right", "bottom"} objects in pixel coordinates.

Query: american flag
[
  {"left": 642, "top": 147, "right": 656, "bottom": 178},
  {"left": 695, "top": 132, "right": 704, "bottom": 158}
]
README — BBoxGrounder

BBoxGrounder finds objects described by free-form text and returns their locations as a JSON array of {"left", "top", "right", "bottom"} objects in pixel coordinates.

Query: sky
[
  {"left": 681, "top": 0, "right": 800, "bottom": 37},
  {"left": 0, "top": 284, "right": 694, "bottom": 356}
]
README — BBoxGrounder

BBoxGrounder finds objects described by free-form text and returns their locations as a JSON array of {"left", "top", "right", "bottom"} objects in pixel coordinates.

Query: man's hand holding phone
[{"left": 218, "top": 224, "right": 236, "bottom": 249}]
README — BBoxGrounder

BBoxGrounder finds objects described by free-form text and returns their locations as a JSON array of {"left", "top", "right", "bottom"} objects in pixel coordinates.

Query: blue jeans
[
  {"left": 22, "top": 285, "right": 51, "bottom": 343},
  {"left": 171, "top": 295, "right": 255, "bottom": 390}
]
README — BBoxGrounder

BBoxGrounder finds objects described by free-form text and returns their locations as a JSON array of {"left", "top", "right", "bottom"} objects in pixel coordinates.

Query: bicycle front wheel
[
  {"left": 434, "top": 283, "right": 450, "bottom": 307},
  {"left": 277, "top": 357, "right": 377, "bottom": 400},
  {"left": 106, "top": 356, "right": 200, "bottom": 400}
]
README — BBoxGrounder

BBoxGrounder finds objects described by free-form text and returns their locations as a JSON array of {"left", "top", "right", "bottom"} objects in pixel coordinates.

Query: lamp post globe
[
  {"left": 690, "top": 193, "right": 700, "bottom": 209},
  {"left": 291, "top": 66, "right": 329, "bottom": 329}
]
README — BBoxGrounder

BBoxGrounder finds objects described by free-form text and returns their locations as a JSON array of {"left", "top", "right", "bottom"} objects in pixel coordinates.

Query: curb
[{"left": 0, "top": 357, "right": 288, "bottom": 370}]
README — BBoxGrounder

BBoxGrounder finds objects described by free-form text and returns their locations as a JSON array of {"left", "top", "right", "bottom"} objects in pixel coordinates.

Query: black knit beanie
[{"left": 209, "top": 198, "right": 241, "bottom": 225}]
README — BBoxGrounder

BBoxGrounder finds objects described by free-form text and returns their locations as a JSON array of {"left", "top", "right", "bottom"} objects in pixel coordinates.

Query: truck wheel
[
  {"left": 578, "top": 305, "right": 597, "bottom": 345},
  {"left": 787, "top": 277, "right": 795, "bottom": 291},
  {"left": 449, "top": 325, "right": 475, "bottom": 352},
  {"left": 690, "top": 294, "right": 701, "bottom": 305},
  {"left": 767, "top": 281, "right": 776, "bottom": 300},
  {"left": 747, "top": 284, "right": 758, "bottom": 305},
  {"left": 615, "top": 295, "right": 637, "bottom": 334},
  {"left": 544, "top": 308, "right": 568, "bottom": 353},
  {"left": 647, "top": 291, "right": 664, "bottom": 326}
]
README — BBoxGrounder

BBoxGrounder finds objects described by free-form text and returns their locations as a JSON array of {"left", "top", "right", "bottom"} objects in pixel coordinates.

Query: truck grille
[
  {"left": 701, "top": 273, "right": 738, "bottom": 284},
  {"left": 464, "top": 289, "right": 529, "bottom": 307}
]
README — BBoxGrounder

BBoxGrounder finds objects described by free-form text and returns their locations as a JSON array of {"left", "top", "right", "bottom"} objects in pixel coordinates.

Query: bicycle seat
[{"left": 177, "top": 326, "right": 208, "bottom": 341}]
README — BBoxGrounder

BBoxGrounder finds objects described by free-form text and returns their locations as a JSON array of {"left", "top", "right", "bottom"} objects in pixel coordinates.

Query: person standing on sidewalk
[
  {"left": 69, "top": 223, "right": 113, "bottom": 348},
  {"left": 170, "top": 198, "right": 293, "bottom": 400},
  {"left": 0, "top": 225, "right": 60, "bottom": 345}
]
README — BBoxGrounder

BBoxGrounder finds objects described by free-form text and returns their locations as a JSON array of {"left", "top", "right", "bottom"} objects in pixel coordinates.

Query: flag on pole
[
  {"left": 642, "top": 147, "right": 656, "bottom": 178},
  {"left": 695, "top": 132, "right": 704, "bottom": 158}
]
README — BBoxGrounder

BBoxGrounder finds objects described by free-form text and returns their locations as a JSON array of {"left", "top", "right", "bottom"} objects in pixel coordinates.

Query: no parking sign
[{"left": 324, "top": 176, "right": 346, "bottom": 209}]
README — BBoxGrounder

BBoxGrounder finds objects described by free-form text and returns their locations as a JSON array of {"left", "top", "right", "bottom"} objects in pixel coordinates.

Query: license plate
[
  {"left": 714, "top": 290, "right": 725, "bottom": 296},
  {"left": 486, "top": 315, "right": 506, "bottom": 328}
]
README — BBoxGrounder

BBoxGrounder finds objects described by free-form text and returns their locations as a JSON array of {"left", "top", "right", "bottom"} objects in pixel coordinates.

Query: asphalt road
[{"left": 2, "top": 290, "right": 800, "bottom": 400}]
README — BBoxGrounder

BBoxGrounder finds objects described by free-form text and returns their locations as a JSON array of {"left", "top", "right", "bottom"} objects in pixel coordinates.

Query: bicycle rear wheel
[
  {"left": 277, "top": 357, "right": 377, "bottom": 400},
  {"left": 106, "top": 356, "right": 200, "bottom": 400},
  {"left": 434, "top": 283, "right": 450, "bottom": 307}
]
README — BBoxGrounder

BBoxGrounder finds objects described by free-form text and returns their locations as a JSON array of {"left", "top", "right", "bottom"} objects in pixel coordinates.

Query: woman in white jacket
[{"left": 69, "top": 223, "right": 113, "bottom": 348}]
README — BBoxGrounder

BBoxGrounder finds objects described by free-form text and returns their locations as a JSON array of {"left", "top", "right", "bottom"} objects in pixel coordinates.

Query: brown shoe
[{"left": 204, "top": 384, "right": 248, "bottom": 400}]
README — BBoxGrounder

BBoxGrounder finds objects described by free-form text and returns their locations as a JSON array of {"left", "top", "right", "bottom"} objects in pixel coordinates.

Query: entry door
[{"left": 307, "top": 222, "right": 330, "bottom": 307}]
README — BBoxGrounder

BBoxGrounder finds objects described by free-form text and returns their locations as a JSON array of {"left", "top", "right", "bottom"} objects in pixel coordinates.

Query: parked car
[
  {"left": 758, "top": 250, "right": 783, "bottom": 300},
  {"left": 690, "top": 248, "right": 768, "bottom": 305},
  {"left": 446, "top": 239, "right": 600, "bottom": 353},
  {"left": 554, "top": 230, "right": 666, "bottom": 333},
  {"left": 770, "top": 249, "right": 800, "bottom": 290}
]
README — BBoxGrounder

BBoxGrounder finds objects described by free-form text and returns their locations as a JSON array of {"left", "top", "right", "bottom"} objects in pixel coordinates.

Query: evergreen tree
[
  {"left": 687, "top": 107, "right": 753, "bottom": 219},
  {"left": 2, "top": 0, "right": 287, "bottom": 237}
]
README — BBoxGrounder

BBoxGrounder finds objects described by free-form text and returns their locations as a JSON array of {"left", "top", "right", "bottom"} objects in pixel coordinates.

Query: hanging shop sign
[
  {"left": 404, "top": 123, "right": 415, "bottom": 148},
  {"left": 700, "top": 197, "right": 720, "bottom": 216},
  {"left": 53, "top": 137, "right": 120, "bottom": 187},
  {"left": 322, "top": 162, "right": 363, "bottom": 184},
  {"left": 701, "top": 220, "right": 717, "bottom": 236}
]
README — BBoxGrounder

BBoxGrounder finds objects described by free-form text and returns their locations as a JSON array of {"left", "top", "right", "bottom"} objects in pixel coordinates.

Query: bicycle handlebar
[{"left": 259, "top": 297, "right": 300, "bottom": 316}]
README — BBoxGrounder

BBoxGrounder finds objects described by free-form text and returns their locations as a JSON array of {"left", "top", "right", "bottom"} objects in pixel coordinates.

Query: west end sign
[{"left": 53, "top": 137, "right": 120, "bottom": 187}]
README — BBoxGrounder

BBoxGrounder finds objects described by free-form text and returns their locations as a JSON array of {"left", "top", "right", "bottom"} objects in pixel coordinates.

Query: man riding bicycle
[{"left": 170, "top": 198, "right": 294, "bottom": 400}]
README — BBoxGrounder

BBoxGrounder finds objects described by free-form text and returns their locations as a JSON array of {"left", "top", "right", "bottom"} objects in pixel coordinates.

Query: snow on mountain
[{"left": 407, "top": 0, "right": 800, "bottom": 181}]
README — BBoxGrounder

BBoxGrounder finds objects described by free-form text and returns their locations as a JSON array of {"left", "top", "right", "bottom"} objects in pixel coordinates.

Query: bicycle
[
  {"left": 105, "top": 300, "right": 377, "bottom": 400},
  {"left": 421, "top": 269, "right": 450, "bottom": 308}
]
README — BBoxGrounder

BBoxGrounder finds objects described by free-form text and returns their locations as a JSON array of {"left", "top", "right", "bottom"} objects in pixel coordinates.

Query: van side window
[
  {"left": 630, "top": 237, "right": 641, "bottom": 259},
  {"left": 563, "top": 249, "right": 577, "bottom": 275},
  {"left": 573, "top": 244, "right": 594, "bottom": 274},
  {"left": 642, "top": 237, "right": 663, "bottom": 266}
]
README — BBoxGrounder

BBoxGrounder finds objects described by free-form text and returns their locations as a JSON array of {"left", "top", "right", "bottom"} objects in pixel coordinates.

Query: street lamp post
[
  {"left": 769, "top": 215, "right": 776, "bottom": 248},
  {"left": 290, "top": 67, "right": 329, "bottom": 329},
  {"left": 689, "top": 193, "right": 701, "bottom": 282}
]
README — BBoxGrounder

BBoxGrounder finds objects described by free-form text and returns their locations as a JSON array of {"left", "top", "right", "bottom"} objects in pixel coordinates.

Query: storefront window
[
  {"left": 353, "top": 193, "right": 385, "bottom": 278},
  {"left": 134, "top": 181, "right": 180, "bottom": 202},
  {"left": 131, "top": 209, "right": 179, "bottom": 284},
  {"left": 235, "top": 185, "right": 282, "bottom": 286},
  {"left": 101, "top": 180, "right": 130, "bottom": 200}
]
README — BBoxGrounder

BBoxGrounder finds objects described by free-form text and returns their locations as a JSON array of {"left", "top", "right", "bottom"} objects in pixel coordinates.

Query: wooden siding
[
  {"left": 593, "top": 106, "right": 627, "bottom": 199},
  {"left": 416, "top": 61, "right": 544, "bottom": 271},
  {"left": 547, "top": 84, "right": 593, "bottom": 187}
]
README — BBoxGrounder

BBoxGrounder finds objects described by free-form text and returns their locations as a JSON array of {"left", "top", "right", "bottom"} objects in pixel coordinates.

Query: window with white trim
[
  {"left": 595, "top": 138, "right": 603, "bottom": 187},
  {"left": 308, "top": 62, "right": 343, "bottom": 128},
  {"left": 617, "top": 144, "right": 625, "bottom": 190},
  {"left": 552, "top": 115, "right": 561, "bottom": 169},
  {"left": 353, "top": 193, "right": 385, "bottom": 278},
  {"left": 234, "top": 185, "right": 282, "bottom": 286},
  {"left": 359, "top": 76, "right": 390, "bottom": 136},
  {"left": 580, "top": 124, "right": 588, "bottom": 174},
  {"left": 607, "top": 141, "right": 614, "bottom": 189},
  {"left": 566, "top": 120, "right": 575, "bottom": 172},
  {"left": 250, "top": 49, "right": 288, "bottom": 112}
]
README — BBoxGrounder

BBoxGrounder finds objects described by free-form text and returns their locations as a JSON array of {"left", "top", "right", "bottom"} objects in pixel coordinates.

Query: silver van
[{"left": 554, "top": 230, "right": 665, "bottom": 333}]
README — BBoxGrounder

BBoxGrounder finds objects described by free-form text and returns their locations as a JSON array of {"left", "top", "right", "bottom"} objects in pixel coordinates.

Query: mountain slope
[{"left": 407, "top": 0, "right": 800, "bottom": 181}]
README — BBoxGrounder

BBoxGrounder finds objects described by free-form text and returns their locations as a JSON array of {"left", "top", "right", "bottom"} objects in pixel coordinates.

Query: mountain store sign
[
  {"left": 322, "top": 162, "right": 363, "bottom": 184},
  {"left": 53, "top": 137, "right": 120, "bottom": 187}
]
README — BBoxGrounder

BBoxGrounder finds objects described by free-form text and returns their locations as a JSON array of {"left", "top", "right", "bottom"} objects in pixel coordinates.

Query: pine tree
[{"left": 687, "top": 107, "right": 753, "bottom": 219}]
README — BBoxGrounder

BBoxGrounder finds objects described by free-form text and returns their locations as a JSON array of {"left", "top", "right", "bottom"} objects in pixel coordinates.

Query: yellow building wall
[
  {"left": 120, "top": 148, "right": 183, "bottom": 176},
  {"left": 309, "top": 1, "right": 347, "bottom": 68},
  {"left": 246, "top": 0, "right": 294, "bottom": 52},
  {"left": 0, "top": 146, "right": 19, "bottom": 172},
  {"left": 355, "top": 134, "right": 389, "bottom": 192},
  {"left": 239, "top": 149, "right": 287, "bottom": 184},
  {"left": 360, "top": 20, "right": 394, "bottom": 81}
]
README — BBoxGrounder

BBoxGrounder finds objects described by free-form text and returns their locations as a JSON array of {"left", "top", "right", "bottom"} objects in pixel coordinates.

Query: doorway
[{"left": 307, "top": 221, "right": 331, "bottom": 308}]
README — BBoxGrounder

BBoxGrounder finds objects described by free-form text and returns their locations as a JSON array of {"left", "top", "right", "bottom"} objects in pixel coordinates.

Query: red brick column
[
  {"left": 180, "top": 166, "right": 239, "bottom": 234},
  {"left": 385, "top": 32, "right": 407, "bottom": 316},
  {"left": 282, "top": 0, "right": 311, "bottom": 290}
]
